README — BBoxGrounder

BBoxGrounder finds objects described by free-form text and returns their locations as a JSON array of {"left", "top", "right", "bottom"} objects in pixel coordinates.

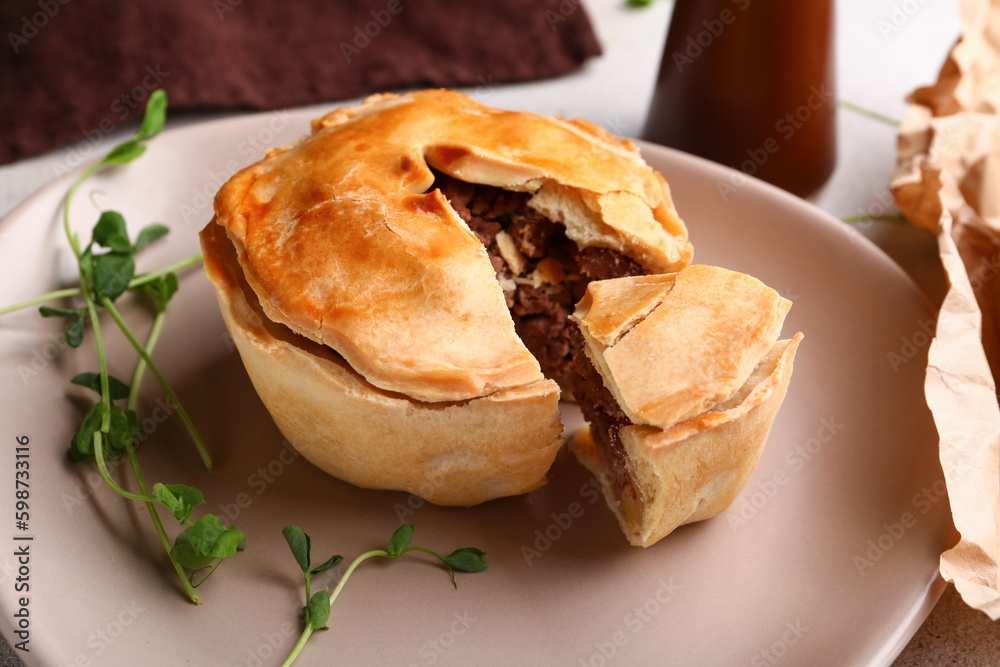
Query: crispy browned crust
[
  {"left": 572, "top": 336, "right": 802, "bottom": 547},
  {"left": 573, "top": 266, "right": 792, "bottom": 427},
  {"left": 200, "top": 90, "right": 803, "bottom": 518},
  {"left": 201, "top": 222, "right": 563, "bottom": 506},
  {"left": 210, "top": 89, "right": 691, "bottom": 403},
  {"left": 569, "top": 267, "right": 802, "bottom": 546}
]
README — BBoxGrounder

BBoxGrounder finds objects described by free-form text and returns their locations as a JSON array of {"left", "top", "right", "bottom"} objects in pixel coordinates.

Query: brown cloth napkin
[{"left": 0, "top": 0, "right": 601, "bottom": 165}]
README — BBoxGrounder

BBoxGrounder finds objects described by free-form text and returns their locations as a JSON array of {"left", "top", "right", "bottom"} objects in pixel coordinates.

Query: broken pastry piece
[{"left": 570, "top": 265, "right": 803, "bottom": 547}]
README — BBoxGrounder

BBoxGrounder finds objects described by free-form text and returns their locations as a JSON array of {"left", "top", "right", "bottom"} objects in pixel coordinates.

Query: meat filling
[
  {"left": 569, "top": 328, "right": 638, "bottom": 504},
  {"left": 435, "top": 172, "right": 643, "bottom": 501},
  {"left": 434, "top": 171, "right": 646, "bottom": 387}
]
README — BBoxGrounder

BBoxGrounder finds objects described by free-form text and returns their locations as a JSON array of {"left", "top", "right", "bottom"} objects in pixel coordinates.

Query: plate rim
[{"left": 0, "top": 111, "right": 948, "bottom": 667}]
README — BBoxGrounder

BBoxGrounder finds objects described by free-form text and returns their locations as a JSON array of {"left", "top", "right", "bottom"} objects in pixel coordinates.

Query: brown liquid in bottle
[{"left": 643, "top": 0, "right": 837, "bottom": 197}]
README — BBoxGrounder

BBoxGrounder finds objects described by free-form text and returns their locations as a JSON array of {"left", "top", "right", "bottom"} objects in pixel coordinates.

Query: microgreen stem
[
  {"left": 402, "top": 546, "right": 440, "bottom": 559},
  {"left": 63, "top": 162, "right": 103, "bottom": 257},
  {"left": 128, "top": 308, "right": 166, "bottom": 410},
  {"left": 64, "top": 161, "right": 114, "bottom": 433},
  {"left": 38, "top": 90, "right": 230, "bottom": 606},
  {"left": 190, "top": 560, "right": 224, "bottom": 588},
  {"left": 92, "top": 431, "right": 156, "bottom": 503},
  {"left": 0, "top": 288, "right": 81, "bottom": 316},
  {"left": 80, "top": 275, "right": 113, "bottom": 432},
  {"left": 328, "top": 550, "right": 388, "bottom": 606},
  {"left": 100, "top": 296, "right": 213, "bottom": 470},
  {"left": 0, "top": 254, "right": 205, "bottom": 316},
  {"left": 95, "top": 417, "right": 202, "bottom": 603},
  {"left": 123, "top": 436, "right": 201, "bottom": 603},
  {"left": 282, "top": 626, "right": 314, "bottom": 667},
  {"left": 837, "top": 100, "right": 901, "bottom": 128},
  {"left": 121, "top": 308, "right": 201, "bottom": 603},
  {"left": 281, "top": 549, "right": 389, "bottom": 667},
  {"left": 841, "top": 213, "right": 911, "bottom": 225},
  {"left": 127, "top": 254, "right": 204, "bottom": 289}
]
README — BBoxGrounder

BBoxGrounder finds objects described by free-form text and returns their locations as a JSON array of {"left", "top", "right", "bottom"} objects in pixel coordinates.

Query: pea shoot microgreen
[
  {"left": 0, "top": 89, "right": 244, "bottom": 603},
  {"left": 280, "top": 524, "right": 488, "bottom": 666}
]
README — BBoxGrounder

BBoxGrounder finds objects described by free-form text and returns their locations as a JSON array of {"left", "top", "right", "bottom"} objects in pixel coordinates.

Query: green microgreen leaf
[
  {"left": 41, "top": 306, "right": 87, "bottom": 346},
  {"left": 133, "top": 223, "right": 169, "bottom": 253},
  {"left": 92, "top": 252, "right": 136, "bottom": 302},
  {"left": 70, "top": 402, "right": 105, "bottom": 461},
  {"left": 443, "top": 547, "right": 488, "bottom": 574},
  {"left": 64, "top": 316, "right": 85, "bottom": 347},
  {"left": 278, "top": 523, "right": 489, "bottom": 667},
  {"left": 79, "top": 247, "right": 93, "bottom": 275},
  {"left": 310, "top": 554, "right": 342, "bottom": 577},
  {"left": 282, "top": 525, "right": 312, "bottom": 574},
  {"left": 92, "top": 211, "right": 133, "bottom": 253},
  {"left": 28, "top": 86, "right": 226, "bottom": 605},
  {"left": 70, "top": 372, "right": 131, "bottom": 400},
  {"left": 153, "top": 483, "right": 206, "bottom": 523},
  {"left": 101, "top": 90, "right": 167, "bottom": 165},
  {"left": 140, "top": 273, "right": 178, "bottom": 310},
  {"left": 104, "top": 404, "right": 138, "bottom": 459},
  {"left": 104, "top": 139, "right": 146, "bottom": 166},
  {"left": 305, "top": 591, "right": 331, "bottom": 631},
  {"left": 171, "top": 533, "right": 214, "bottom": 570},
  {"left": 136, "top": 89, "right": 167, "bottom": 141},
  {"left": 387, "top": 524, "right": 414, "bottom": 558},
  {"left": 171, "top": 515, "right": 246, "bottom": 570},
  {"left": 38, "top": 306, "right": 80, "bottom": 318}
]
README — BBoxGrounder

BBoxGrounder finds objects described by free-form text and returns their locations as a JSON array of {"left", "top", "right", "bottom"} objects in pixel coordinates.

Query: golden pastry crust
[
  {"left": 211, "top": 89, "right": 691, "bottom": 403},
  {"left": 569, "top": 266, "right": 802, "bottom": 546},
  {"left": 201, "top": 223, "right": 563, "bottom": 506},
  {"left": 572, "top": 336, "right": 802, "bottom": 547},
  {"left": 573, "top": 266, "right": 792, "bottom": 427}
]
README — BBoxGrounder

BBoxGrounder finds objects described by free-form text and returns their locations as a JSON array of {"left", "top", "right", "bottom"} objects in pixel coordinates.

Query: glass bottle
[{"left": 643, "top": 0, "right": 837, "bottom": 197}]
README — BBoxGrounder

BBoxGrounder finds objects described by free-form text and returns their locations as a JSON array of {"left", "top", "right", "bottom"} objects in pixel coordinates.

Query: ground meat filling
[
  {"left": 569, "top": 328, "right": 638, "bottom": 503},
  {"left": 434, "top": 171, "right": 643, "bottom": 502},
  {"left": 434, "top": 171, "right": 647, "bottom": 388}
]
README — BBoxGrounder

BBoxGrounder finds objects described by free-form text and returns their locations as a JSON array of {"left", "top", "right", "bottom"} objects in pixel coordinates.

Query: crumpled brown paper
[{"left": 892, "top": 0, "right": 1000, "bottom": 619}]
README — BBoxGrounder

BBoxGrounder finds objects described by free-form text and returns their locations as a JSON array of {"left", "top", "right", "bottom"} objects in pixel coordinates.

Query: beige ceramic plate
[{"left": 0, "top": 112, "right": 953, "bottom": 666}]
